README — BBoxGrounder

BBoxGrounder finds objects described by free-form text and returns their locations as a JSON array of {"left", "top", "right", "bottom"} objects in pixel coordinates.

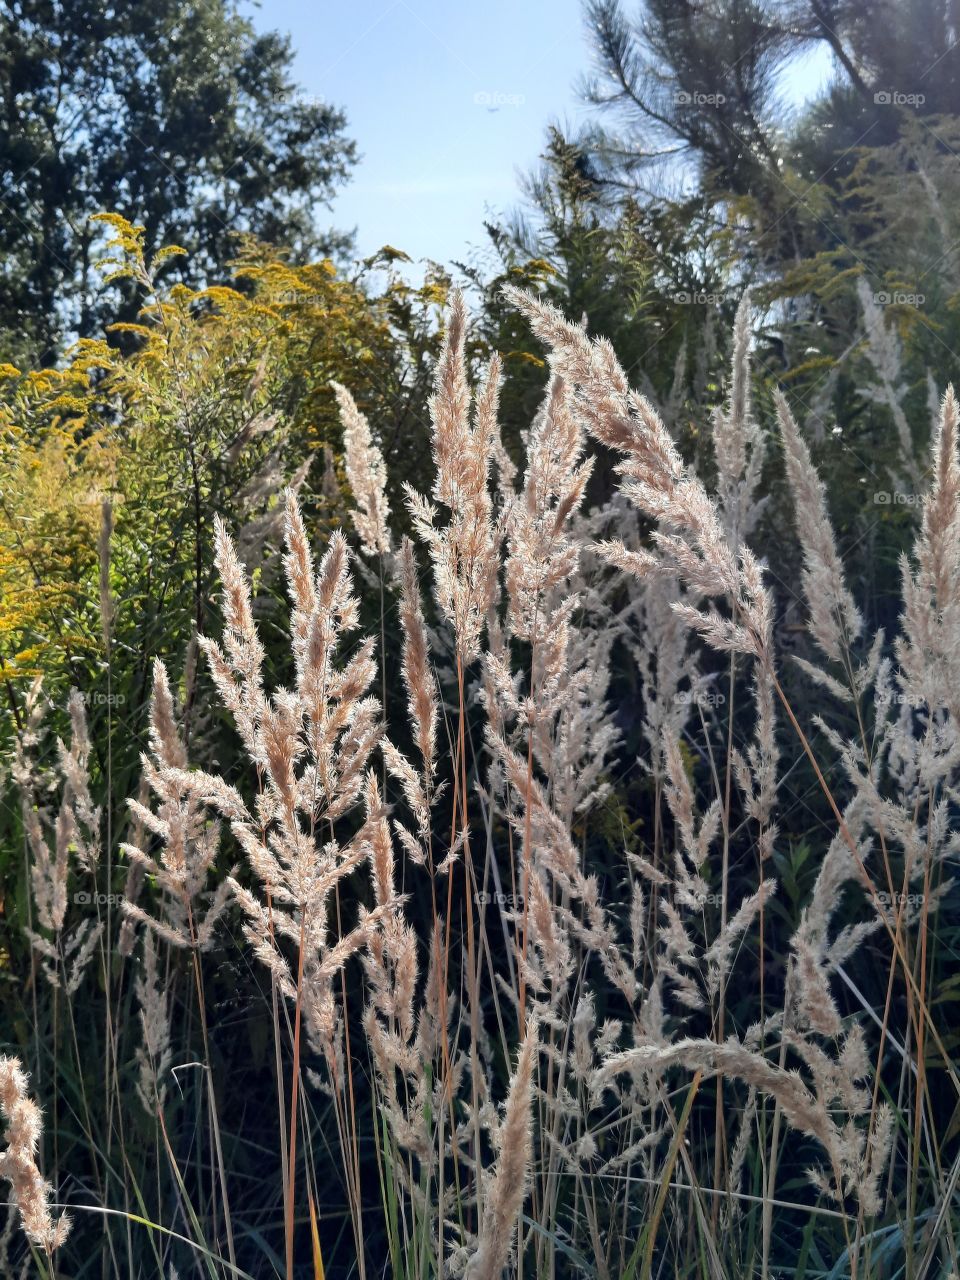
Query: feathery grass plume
[
  {"left": 134, "top": 931, "right": 172, "bottom": 1115},
  {"left": 663, "top": 729, "right": 720, "bottom": 904},
  {"left": 838, "top": 711, "right": 956, "bottom": 934},
  {"left": 704, "top": 878, "right": 777, "bottom": 999},
  {"left": 669, "top": 387, "right": 771, "bottom": 1188},
  {"left": 198, "top": 513, "right": 267, "bottom": 756},
  {"left": 22, "top": 796, "right": 69, "bottom": 942},
  {"left": 622, "top": 549, "right": 702, "bottom": 782},
  {"left": 235, "top": 449, "right": 313, "bottom": 573},
  {"left": 500, "top": 290, "right": 904, "bottom": 1252},
  {"left": 63, "top": 918, "right": 105, "bottom": 996},
  {"left": 897, "top": 386, "right": 960, "bottom": 712},
  {"left": 406, "top": 291, "right": 498, "bottom": 663},
  {"left": 482, "top": 375, "right": 634, "bottom": 1012},
  {"left": 711, "top": 290, "right": 765, "bottom": 545},
  {"left": 332, "top": 380, "right": 392, "bottom": 557},
  {"left": 57, "top": 690, "right": 100, "bottom": 870},
  {"left": 121, "top": 660, "right": 233, "bottom": 951},
  {"left": 489, "top": 395, "right": 518, "bottom": 509},
  {"left": 186, "top": 497, "right": 386, "bottom": 1067},
  {"left": 118, "top": 777, "right": 149, "bottom": 958},
  {"left": 856, "top": 277, "right": 921, "bottom": 487},
  {"left": 643, "top": 730, "right": 725, "bottom": 1010},
  {"left": 19, "top": 690, "right": 101, "bottom": 988},
  {"left": 732, "top": 656, "right": 779, "bottom": 868},
  {"left": 429, "top": 288, "right": 472, "bottom": 505},
  {"left": 725, "top": 1086, "right": 758, "bottom": 1228},
  {"left": 488, "top": 707, "right": 634, "bottom": 1005},
  {"left": 728, "top": 582, "right": 780, "bottom": 907},
  {"left": 0, "top": 1056, "right": 71, "bottom": 1254},
  {"left": 504, "top": 374, "right": 593, "bottom": 641},
  {"left": 776, "top": 391, "right": 863, "bottom": 666},
  {"left": 545, "top": 610, "right": 619, "bottom": 827},
  {"left": 659, "top": 336, "right": 689, "bottom": 431},
  {"left": 594, "top": 1030, "right": 890, "bottom": 1218},
  {"left": 359, "top": 772, "right": 430, "bottom": 1154},
  {"left": 382, "top": 537, "right": 441, "bottom": 870},
  {"left": 466, "top": 1019, "right": 538, "bottom": 1280},
  {"left": 504, "top": 286, "right": 772, "bottom": 661},
  {"left": 790, "top": 802, "right": 874, "bottom": 1038},
  {"left": 397, "top": 535, "right": 438, "bottom": 782},
  {"left": 98, "top": 497, "right": 114, "bottom": 649},
  {"left": 187, "top": 499, "right": 392, "bottom": 1276},
  {"left": 9, "top": 677, "right": 45, "bottom": 795},
  {"left": 495, "top": 375, "right": 612, "bottom": 835}
]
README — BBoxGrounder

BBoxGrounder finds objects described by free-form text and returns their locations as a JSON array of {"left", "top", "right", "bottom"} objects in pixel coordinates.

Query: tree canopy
[{"left": 0, "top": 0, "right": 357, "bottom": 362}]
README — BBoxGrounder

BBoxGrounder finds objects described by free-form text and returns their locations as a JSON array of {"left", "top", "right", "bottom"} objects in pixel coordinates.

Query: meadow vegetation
[{"left": 4, "top": 2, "right": 960, "bottom": 1275}]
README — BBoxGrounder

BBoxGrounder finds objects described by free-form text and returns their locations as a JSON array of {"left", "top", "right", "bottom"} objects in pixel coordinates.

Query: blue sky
[{"left": 245, "top": 1, "right": 834, "bottom": 270}]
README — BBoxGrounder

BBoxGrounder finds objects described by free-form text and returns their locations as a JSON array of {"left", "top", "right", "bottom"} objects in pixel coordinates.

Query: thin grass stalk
[
  {"left": 333, "top": 876, "right": 366, "bottom": 1280},
  {"left": 185, "top": 905, "right": 235, "bottom": 1271},
  {"left": 285, "top": 908, "right": 307, "bottom": 1280},
  {"left": 712, "top": 650, "right": 736, "bottom": 1223}
]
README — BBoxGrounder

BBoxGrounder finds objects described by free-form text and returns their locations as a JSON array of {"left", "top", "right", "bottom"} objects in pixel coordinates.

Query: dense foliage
[{"left": 0, "top": 0, "right": 357, "bottom": 362}]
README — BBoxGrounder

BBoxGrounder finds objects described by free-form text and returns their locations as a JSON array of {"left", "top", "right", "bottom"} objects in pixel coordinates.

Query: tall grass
[{"left": 4, "top": 287, "right": 959, "bottom": 1279}]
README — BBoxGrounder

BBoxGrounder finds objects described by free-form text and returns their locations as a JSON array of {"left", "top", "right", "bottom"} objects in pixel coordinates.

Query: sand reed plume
[{"left": 0, "top": 1057, "right": 71, "bottom": 1255}]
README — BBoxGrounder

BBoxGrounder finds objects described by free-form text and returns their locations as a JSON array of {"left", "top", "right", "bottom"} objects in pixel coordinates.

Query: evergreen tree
[{"left": 582, "top": 0, "right": 960, "bottom": 199}]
